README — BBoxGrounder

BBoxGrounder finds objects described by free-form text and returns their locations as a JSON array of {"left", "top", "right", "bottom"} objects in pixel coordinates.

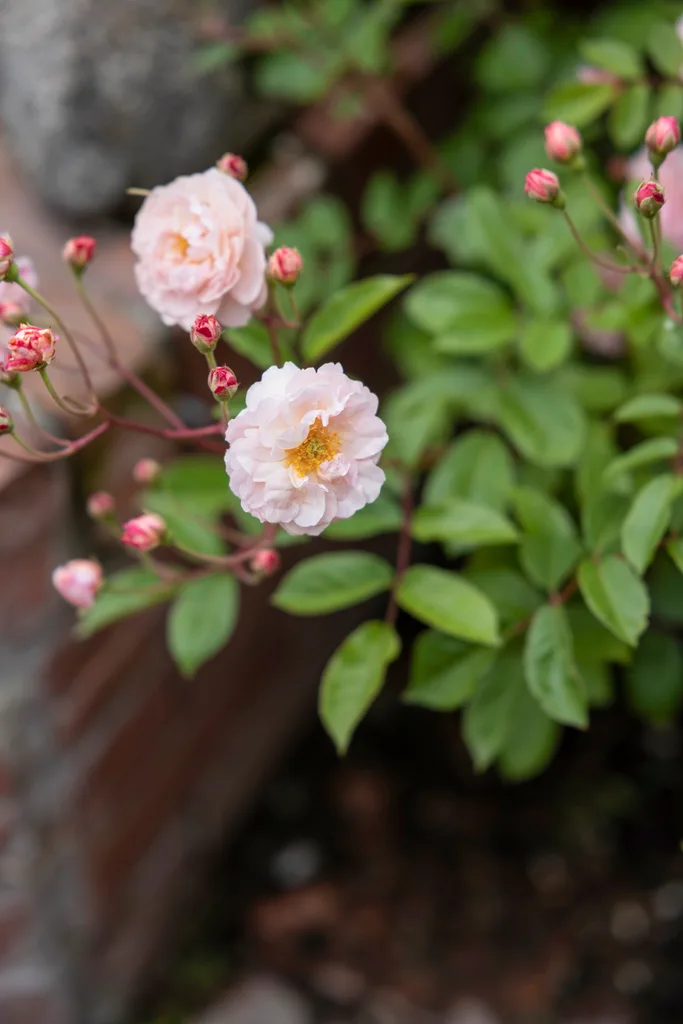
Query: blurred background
[{"left": 0, "top": 1, "right": 682, "bottom": 1023}]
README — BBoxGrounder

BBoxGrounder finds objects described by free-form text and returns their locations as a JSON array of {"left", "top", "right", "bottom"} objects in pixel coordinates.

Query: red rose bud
[
  {"left": 671, "top": 255, "right": 683, "bottom": 286},
  {"left": 216, "top": 152, "right": 248, "bottom": 181},
  {"left": 524, "top": 168, "right": 564, "bottom": 207},
  {"left": 0, "top": 406, "right": 13, "bottom": 434},
  {"left": 267, "top": 246, "right": 303, "bottom": 286},
  {"left": 5, "top": 323, "right": 56, "bottom": 372},
  {"left": 645, "top": 116, "right": 680, "bottom": 163},
  {"left": 0, "top": 236, "right": 13, "bottom": 281},
  {"left": 190, "top": 313, "right": 222, "bottom": 353},
  {"left": 52, "top": 559, "right": 103, "bottom": 609},
  {"left": 133, "top": 458, "right": 161, "bottom": 484},
  {"left": 544, "top": 121, "right": 583, "bottom": 164},
  {"left": 250, "top": 548, "right": 281, "bottom": 576},
  {"left": 208, "top": 364, "right": 238, "bottom": 401},
  {"left": 121, "top": 512, "right": 166, "bottom": 552},
  {"left": 63, "top": 235, "right": 96, "bottom": 272},
  {"left": 86, "top": 491, "right": 115, "bottom": 519},
  {"left": 634, "top": 180, "right": 666, "bottom": 218}
]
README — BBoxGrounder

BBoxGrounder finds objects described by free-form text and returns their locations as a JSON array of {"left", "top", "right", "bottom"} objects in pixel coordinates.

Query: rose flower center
[{"left": 284, "top": 418, "right": 340, "bottom": 477}]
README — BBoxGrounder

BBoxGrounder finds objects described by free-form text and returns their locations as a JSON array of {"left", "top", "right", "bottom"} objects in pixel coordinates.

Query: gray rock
[
  {"left": 0, "top": 0, "right": 257, "bottom": 217},
  {"left": 194, "top": 975, "right": 312, "bottom": 1024}
]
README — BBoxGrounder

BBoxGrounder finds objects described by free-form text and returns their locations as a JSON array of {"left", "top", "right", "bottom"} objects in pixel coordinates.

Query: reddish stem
[{"left": 385, "top": 480, "right": 414, "bottom": 627}]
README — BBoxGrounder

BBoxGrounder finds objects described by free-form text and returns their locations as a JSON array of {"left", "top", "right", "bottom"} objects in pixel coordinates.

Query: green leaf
[
  {"left": 524, "top": 604, "right": 588, "bottom": 728},
  {"left": 325, "top": 494, "right": 403, "bottom": 540},
  {"left": 76, "top": 568, "right": 176, "bottom": 639},
  {"left": 603, "top": 437, "right": 678, "bottom": 483},
  {"left": 653, "top": 83, "right": 683, "bottom": 121},
  {"left": 319, "top": 620, "right": 400, "bottom": 753},
  {"left": 155, "top": 456, "right": 232, "bottom": 516},
  {"left": 403, "top": 631, "right": 495, "bottom": 711},
  {"left": 362, "top": 172, "right": 416, "bottom": 252},
  {"left": 615, "top": 393, "right": 682, "bottom": 422},
  {"left": 142, "top": 492, "right": 226, "bottom": 557},
  {"left": 464, "top": 566, "right": 543, "bottom": 627},
  {"left": 580, "top": 38, "right": 643, "bottom": 79},
  {"left": 405, "top": 271, "right": 513, "bottom": 335},
  {"left": 621, "top": 474, "right": 678, "bottom": 574},
  {"left": 650, "top": 552, "right": 683, "bottom": 621},
  {"left": 580, "top": 659, "right": 614, "bottom": 708},
  {"left": 255, "top": 51, "right": 337, "bottom": 103},
  {"left": 167, "top": 573, "right": 239, "bottom": 678},
  {"left": 412, "top": 499, "right": 518, "bottom": 547},
  {"left": 302, "top": 274, "right": 413, "bottom": 361},
  {"left": 475, "top": 24, "right": 549, "bottom": 92},
  {"left": 498, "top": 686, "right": 559, "bottom": 781},
  {"left": 434, "top": 308, "right": 517, "bottom": 354},
  {"left": 192, "top": 42, "right": 239, "bottom": 75},
  {"left": 514, "top": 486, "right": 583, "bottom": 591},
  {"left": 497, "top": 375, "right": 587, "bottom": 468},
  {"left": 397, "top": 565, "right": 500, "bottom": 646},
  {"left": 608, "top": 84, "right": 651, "bottom": 149},
  {"left": 568, "top": 605, "right": 632, "bottom": 665},
  {"left": 577, "top": 556, "right": 649, "bottom": 646},
  {"left": 582, "top": 491, "right": 630, "bottom": 555},
  {"left": 224, "top": 321, "right": 274, "bottom": 369},
  {"left": 462, "top": 655, "right": 521, "bottom": 771},
  {"left": 627, "top": 630, "right": 683, "bottom": 724},
  {"left": 272, "top": 551, "right": 393, "bottom": 615},
  {"left": 424, "top": 431, "right": 514, "bottom": 512},
  {"left": 667, "top": 536, "right": 683, "bottom": 573},
  {"left": 544, "top": 81, "right": 618, "bottom": 127},
  {"left": 383, "top": 377, "right": 455, "bottom": 468},
  {"left": 519, "top": 319, "right": 572, "bottom": 373},
  {"left": 647, "top": 21, "right": 683, "bottom": 78}
]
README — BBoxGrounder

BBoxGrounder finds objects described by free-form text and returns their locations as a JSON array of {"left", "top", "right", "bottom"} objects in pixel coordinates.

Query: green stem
[
  {"left": 39, "top": 366, "right": 82, "bottom": 415},
  {"left": 562, "top": 211, "right": 633, "bottom": 274},
  {"left": 17, "top": 388, "right": 69, "bottom": 446},
  {"left": 581, "top": 171, "right": 646, "bottom": 261}
]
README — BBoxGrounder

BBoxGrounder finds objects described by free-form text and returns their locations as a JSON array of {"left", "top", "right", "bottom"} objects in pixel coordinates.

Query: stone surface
[
  {"left": 0, "top": 0, "right": 256, "bottom": 217},
  {"left": 194, "top": 976, "right": 312, "bottom": 1024}
]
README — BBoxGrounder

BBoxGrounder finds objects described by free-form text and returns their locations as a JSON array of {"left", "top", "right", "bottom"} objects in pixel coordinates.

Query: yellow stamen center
[
  {"left": 171, "top": 234, "right": 189, "bottom": 258},
  {"left": 284, "top": 418, "right": 340, "bottom": 477}
]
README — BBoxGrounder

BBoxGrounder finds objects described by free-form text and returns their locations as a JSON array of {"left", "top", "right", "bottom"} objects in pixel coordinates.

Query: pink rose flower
[
  {"left": 620, "top": 148, "right": 683, "bottom": 251},
  {"left": 5, "top": 323, "right": 56, "bottom": 372},
  {"left": 52, "top": 560, "right": 103, "bottom": 609},
  {"left": 131, "top": 168, "right": 273, "bottom": 331},
  {"left": 225, "top": 362, "right": 388, "bottom": 537}
]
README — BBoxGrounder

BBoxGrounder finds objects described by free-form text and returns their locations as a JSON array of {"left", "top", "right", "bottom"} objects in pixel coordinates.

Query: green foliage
[
  {"left": 77, "top": 569, "right": 177, "bottom": 639},
  {"left": 397, "top": 565, "right": 500, "bottom": 646},
  {"left": 302, "top": 274, "right": 413, "bottom": 361},
  {"left": 272, "top": 551, "right": 393, "bottom": 614},
  {"left": 167, "top": 574, "right": 239, "bottom": 678}
]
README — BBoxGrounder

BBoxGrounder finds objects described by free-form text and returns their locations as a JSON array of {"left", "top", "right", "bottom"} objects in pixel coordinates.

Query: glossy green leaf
[
  {"left": 224, "top": 321, "right": 273, "bottom": 368},
  {"left": 647, "top": 21, "right": 683, "bottom": 77},
  {"left": 325, "top": 494, "right": 403, "bottom": 540},
  {"left": 403, "top": 631, "right": 495, "bottom": 711},
  {"left": 167, "top": 573, "right": 239, "bottom": 678},
  {"left": 603, "top": 437, "right": 678, "bottom": 483},
  {"left": 608, "top": 84, "right": 651, "bottom": 148},
  {"left": 580, "top": 38, "right": 643, "bottom": 79},
  {"left": 568, "top": 605, "right": 632, "bottom": 665},
  {"left": 424, "top": 432, "right": 514, "bottom": 512},
  {"left": 319, "top": 620, "right": 401, "bottom": 753},
  {"left": 498, "top": 686, "right": 559, "bottom": 781},
  {"left": 524, "top": 604, "right": 588, "bottom": 728},
  {"left": 544, "top": 81, "right": 618, "bottom": 127},
  {"left": 462, "top": 655, "right": 520, "bottom": 771},
  {"left": 498, "top": 375, "right": 587, "bottom": 468},
  {"left": 667, "top": 536, "right": 683, "bottom": 574},
  {"left": 76, "top": 568, "right": 176, "bottom": 639},
  {"left": 405, "top": 272, "right": 511, "bottom": 334},
  {"left": 155, "top": 457, "right": 233, "bottom": 516},
  {"left": 621, "top": 474, "right": 678, "bottom": 574},
  {"left": 614, "top": 393, "right": 682, "bottom": 422},
  {"left": 397, "top": 565, "right": 500, "bottom": 646},
  {"left": 302, "top": 274, "right": 413, "bottom": 361},
  {"left": 627, "top": 630, "right": 683, "bottom": 724},
  {"left": 142, "top": 492, "right": 226, "bottom": 557},
  {"left": 272, "top": 552, "right": 393, "bottom": 615},
  {"left": 464, "top": 567, "right": 543, "bottom": 628},
  {"left": 412, "top": 499, "right": 518, "bottom": 547},
  {"left": 514, "top": 486, "right": 583, "bottom": 591},
  {"left": 582, "top": 491, "right": 630, "bottom": 555},
  {"left": 577, "top": 556, "right": 649, "bottom": 646},
  {"left": 519, "top": 319, "right": 572, "bottom": 373}
]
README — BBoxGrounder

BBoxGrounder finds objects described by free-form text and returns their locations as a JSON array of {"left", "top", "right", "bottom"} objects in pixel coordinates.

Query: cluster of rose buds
[{"left": 5, "top": 324, "right": 57, "bottom": 373}]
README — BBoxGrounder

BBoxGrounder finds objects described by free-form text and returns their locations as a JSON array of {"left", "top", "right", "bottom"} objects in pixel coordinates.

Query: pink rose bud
[
  {"left": 544, "top": 121, "right": 583, "bottom": 164},
  {"left": 267, "top": 246, "right": 303, "bottom": 286},
  {"left": 671, "top": 255, "right": 683, "bottom": 286},
  {"left": 190, "top": 313, "right": 222, "bottom": 353},
  {"left": 216, "top": 152, "right": 248, "bottom": 181},
  {"left": 133, "top": 458, "right": 161, "bottom": 484},
  {"left": 0, "top": 406, "right": 13, "bottom": 434},
  {"left": 208, "top": 364, "right": 238, "bottom": 400},
  {"left": 524, "top": 168, "right": 564, "bottom": 207},
  {"left": 250, "top": 548, "right": 281, "bottom": 576},
  {"left": 634, "top": 180, "right": 666, "bottom": 218},
  {"left": 5, "top": 323, "right": 57, "bottom": 372},
  {"left": 0, "top": 302, "right": 26, "bottom": 327},
  {"left": 86, "top": 491, "right": 115, "bottom": 519},
  {"left": 121, "top": 512, "right": 167, "bottom": 552},
  {"left": 63, "top": 235, "right": 97, "bottom": 271},
  {"left": 52, "top": 559, "right": 103, "bottom": 609},
  {"left": 645, "top": 116, "right": 680, "bottom": 162},
  {"left": 0, "top": 236, "right": 14, "bottom": 281}
]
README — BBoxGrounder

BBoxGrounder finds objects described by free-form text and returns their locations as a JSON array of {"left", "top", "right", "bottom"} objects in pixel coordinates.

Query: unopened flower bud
[
  {"left": 5, "top": 323, "right": 56, "bottom": 372},
  {"left": 524, "top": 169, "right": 564, "bottom": 208},
  {"left": 86, "top": 491, "right": 115, "bottom": 519},
  {"left": 121, "top": 512, "right": 167, "bottom": 552},
  {"left": 63, "top": 235, "right": 96, "bottom": 272},
  {"left": 634, "top": 180, "right": 666, "bottom": 218},
  {"left": 133, "top": 458, "right": 161, "bottom": 485},
  {"left": 671, "top": 255, "right": 683, "bottom": 286},
  {"left": 0, "top": 406, "right": 13, "bottom": 434},
  {"left": 52, "top": 559, "right": 103, "bottom": 609},
  {"left": 645, "top": 116, "right": 680, "bottom": 164},
  {"left": 250, "top": 548, "right": 281, "bottom": 576},
  {"left": 0, "top": 302, "right": 26, "bottom": 327},
  {"left": 0, "top": 367, "right": 20, "bottom": 389},
  {"left": 267, "top": 247, "right": 303, "bottom": 286},
  {"left": 190, "top": 313, "right": 222, "bottom": 353},
  {"left": 0, "top": 236, "right": 14, "bottom": 281},
  {"left": 208, "top": 364, "right": 238, "bottom": 401},
  {"left": 544, "top": 121, "right": 583, "bottom": 165},
  {"left": 216, "top": 152, "right": 248, "bottom": 181}
]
